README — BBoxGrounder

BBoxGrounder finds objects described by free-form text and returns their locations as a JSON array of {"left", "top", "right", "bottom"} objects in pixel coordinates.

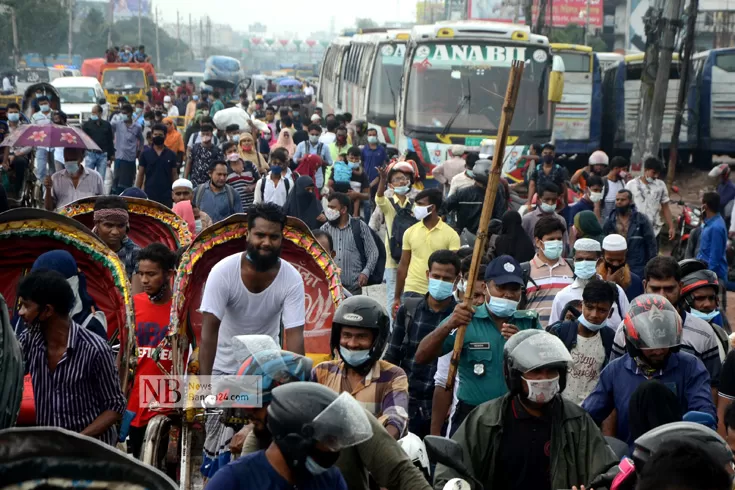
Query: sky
[{"left": 151, "top": 0, "right": 417, "bottom": 37}]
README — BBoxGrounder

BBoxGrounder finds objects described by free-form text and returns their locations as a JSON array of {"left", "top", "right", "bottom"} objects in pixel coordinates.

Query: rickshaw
[
  {"left": 58, "top": 196, "right": 193, "bottom": 250},
  {"left": 140, "top": 215, "right": 343, "bottom": 489},
  {"left": 0, "top": 293, "right": 22, "bottom": 430},
  {"left": 22, "top": 82, "right": 62, "bottom": 120},
  {"left": 0, "top": 109, "right": 36, "bottom": 209},
  {"left": 0, "top": 209, "right": 136, "bottom": 423}
]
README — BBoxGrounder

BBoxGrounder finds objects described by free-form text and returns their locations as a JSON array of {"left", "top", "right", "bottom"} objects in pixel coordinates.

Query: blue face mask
[
  {"left": 466, "top": 170, "right": 475, "bottom": 178},
  {"left": 578, "top": 313, "right": 607, "bottom": 332},
  {"left": 428, "top": 278, "right": 454, "bottom": 301},
  {"left": 541, "top": 240, "right": 563, "bottom": 260},
  {"left": 65, "top": 161, "right": 80, "bottom": 174},
  {"left": 348, "top": 162, "right": 360, "bottom": 170},
  {"left": 305, "top": 456, "right": 329, "bottom": 475},
  {"left": 690, "top": 308, "right": 720, "bottom": 322},
  {"left": 193, "top": 95, "right": 200, "bottom": 101},
  {"left": 393, "top": 185, "right": 410, "bottom": 195},
  {"left": 7, "top": 113, "right": 19, "bottom": 122},
  {"left": 339, "top": 346, "right": 371, "bottom": 367},
  {"left": 486, "top": 295, "right": 519, "bottom": 318},
  {"left": 540, "top": 202, "right": 556, "bottom": 214},
  {"left": 90, "top": 115, "right": 99, "bottom": 121},
  {"left": 270, "top": 165, "right": 283, "bottom": 175},
  {"left": 646, "top": 176, "right": 656, "bottom": 184},
  {"left": 574, "top": 260, "right": 598, "bottom": 280}
]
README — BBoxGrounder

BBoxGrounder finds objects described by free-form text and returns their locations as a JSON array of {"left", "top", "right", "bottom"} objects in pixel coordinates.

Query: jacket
[
  {"left": 602, "top": 206, "right": 657, "bottom": 277},
  {"left": 548, "top": 320, "right": 616, "bottom": 369},
  {"left": 434, "top": 394, "right": 618, "bottom": 490},
  {"left": 242, "top": 408, "right": 432, "bottom": 490}
]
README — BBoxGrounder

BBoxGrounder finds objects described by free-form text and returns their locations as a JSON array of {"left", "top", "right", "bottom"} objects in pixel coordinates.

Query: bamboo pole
[{"left": 445, "top": 59, "right": 525, "bottom": 391}]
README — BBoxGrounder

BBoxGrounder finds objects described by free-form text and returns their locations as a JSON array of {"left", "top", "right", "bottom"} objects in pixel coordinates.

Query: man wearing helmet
[
  {"left": 583, "top": 294, "right": 716, "bottom": 446},
  {"left": 312, "top": 296, "right": 409, "bottom": 440},
  {"left": 415, "top": 255, "right": 541, "bottom": 431},
  {"left": 207, "top": 382, "right": 372, "bottom": 490},
  {"left": 709, "top": 163, "right": 735, "bottom": 216},
  {"left": 230, "top": 338, "right": 433, "bottom": 490},
  {"left": 434, "top": 330, "right": 617, "bottom": 490},
  {"left": 440, "top": 158, "right": 508, "bottom": 235},
  {"left": 679, "top": 264, "right": 728, "bottom": 357},
  {"left": 570, "top": 150, "right": 609, "bottom": 193}
]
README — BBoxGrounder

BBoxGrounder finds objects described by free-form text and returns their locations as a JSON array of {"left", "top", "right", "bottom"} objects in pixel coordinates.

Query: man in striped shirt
[
  {"left": 16, "top": 270, "right": 126, "bottom": 446},
  {"left": 525, "top": 215, "right": 574, "bottom": 328}
]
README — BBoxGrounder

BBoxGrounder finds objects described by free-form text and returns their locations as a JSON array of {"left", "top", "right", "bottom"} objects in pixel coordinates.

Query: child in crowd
[{"left": 223, "top": 141, "right": 259, "bottom": 209}]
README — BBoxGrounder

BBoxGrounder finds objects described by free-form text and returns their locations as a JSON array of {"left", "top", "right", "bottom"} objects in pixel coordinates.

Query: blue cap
[{"left": 484, "top": 255, "right": 524, "bottom": 286}]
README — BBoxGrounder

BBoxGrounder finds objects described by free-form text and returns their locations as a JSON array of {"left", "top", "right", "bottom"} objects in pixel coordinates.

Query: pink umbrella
[{"left": 0, "top": 124, "right": 101, "bottom": 151}]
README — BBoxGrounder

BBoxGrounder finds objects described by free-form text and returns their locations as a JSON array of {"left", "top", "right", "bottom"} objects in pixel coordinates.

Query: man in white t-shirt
[
  {"left": 625, "top": 156, "right": 675, "bottom": 240},
  {"left": 199, "top": 202, "right": 306, "bottom": 377},
  {"left": 601, "top": 156, "right": 629, "bottom": 221}
]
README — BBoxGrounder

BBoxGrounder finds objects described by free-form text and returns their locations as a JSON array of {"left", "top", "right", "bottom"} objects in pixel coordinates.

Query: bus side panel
[
  {"left": 553, "top": 71, "right": 593, "bottom": 152},
  {"left": 600, "top": 66, "right": 617, "bottom": 155},
  {"left": 589, "top": 55, "right": 603, "bottom": 152},
  {"left": 709, "top": 57, "right": 735, "bottom": 152},
  {"left": 614, "top": 62, "right": 627, "bottom": 150},
  {"left": 687, "top": 58, "right": 703, "bottom": 146},
  {"left": 622, "top": 77, "right": 638, "bottom": 149}
]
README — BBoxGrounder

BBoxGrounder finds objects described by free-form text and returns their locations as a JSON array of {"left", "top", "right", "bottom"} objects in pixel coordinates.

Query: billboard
[
  {"left": 467, "top": 0, "right": 526, "bottom": 22},
  {"left": 113, "top": 0, "right": 151, "bottom": 19},
  {"left": 532, "top": 0, "right": 604, "bottom": 28}
]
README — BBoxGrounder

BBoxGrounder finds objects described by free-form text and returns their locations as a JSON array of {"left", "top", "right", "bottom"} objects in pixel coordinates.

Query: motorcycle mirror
[
  {"left": 671, "top": 185, "right": 680, "bottom": 193},
  {"left": 424, "top": 436, "right": 470, "bottom": 475}
]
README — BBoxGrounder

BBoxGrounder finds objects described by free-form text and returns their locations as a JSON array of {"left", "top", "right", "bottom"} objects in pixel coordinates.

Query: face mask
[
  {"left": 348, "top": 162, "right": 360, "bottom": 170},
  {"left": 367, "top": 136, "right": 378, "bottom": 144},
  {"left": 486, "top": 295, "right": 519, "bottom": 318},
  {"left": 413, "top": 204, "right": 432, "bottom": 221},
  {"left": 616, "top": 204, "right": 631, "bottom": 215},
  {"left": 305, "top": 456, "right": 329, "bottom": 475},
  {"left": 241, "top": 144, "right": 253, "bottom": 152},
  {"left": 645, "top": 176, "right": 656, "bottom": 184},
  {"left": 135, "top": 108, "right": 143, "bottom": 115},
  {"left": 8, "top": 113, "right": 19, "bottom": 122},
  {"left": 144, "top": 120, "right": 151, "bottom": 127},
  {"left": 574, "top": 260, "right": 598, "bottom": 280},
  {"left": 227, "top": 152, "right": 240, "bottom": 162},
  {"left": 195, "top": 219, "right": 203, "bottom": 234},
  {"left": 429, "top": 278, "right": 455, "bottom": 301},
  {"left": 163, "top": 103, "right": 171, "bottom": 108},
  {"left": 466, "top": 170, "right": 475, "bottom": 178},
  {"left": 270, "top": 165, "right": 283, "bottom": 175},
  {"left": 523, "top": 375, "right": 560, "bottom": 404},
  {"left": 35, "top": 93, "right": 42, "bottom": 98},
  {"left": 339, "top": 346, "right": 371, "bottom": 366},
  {"left": 540, "top": 202, "right": 556, "bottom": 214},
  {"left": 393, "top": 185, "right": 410, "bottom": 195},
  {"left": 65, "top": 161, "right": 80, "bottom": 174},
  {"left": 324, "top": 208, "right": 341, "bottom": 222},
  {"left": 309, "top": 135, "right": 319, "bottom": 144},
  {"left": 589, "top": 192, "right": 603, "bottom": 203},
  {"left": 231, "top": 134, "right": 240, "bottom": 143},
  {"left": 690, "top": 308, "right": 720, "bottom": 322},
  {"left": 152, "top": 135, "right": 165, "bottom": 146},
  {"left": 605, "top": 261, "right": 625, "bottom": 273},
  {"left": 543, "top": 154, "right": 554, "bottom": 164},
  {"left": 263, "top": 133, "right": 271, "bottom": 141},
  {"left": 193, "top": 95, "right": 199, "bottom": 101},
  {"left": 541, "top": 240, "right": 563, "bottom": 261},
  {"left": 40, "top": 104, "right": 50, "bottom": 113},
  {"left": 89, "top": 114, "right": 99, "bottom": 121},
  {"left": 123, "top": 114, "right": 131, "bottom": 121},
  {"left": 578, "top": 313, "right": 607, "bottom": 332}
]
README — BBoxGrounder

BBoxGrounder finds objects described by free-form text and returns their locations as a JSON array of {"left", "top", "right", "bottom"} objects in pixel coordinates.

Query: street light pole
[{"left": 585, "top": 0, "right": 591, "bottom": 45}]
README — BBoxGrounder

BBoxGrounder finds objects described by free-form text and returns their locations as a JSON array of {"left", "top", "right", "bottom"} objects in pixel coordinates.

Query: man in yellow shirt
[
  {"left": 392, "top": 188, "right": 460, "bottom": 317},
  {"left": 376, "top": 162, "right": 417, "bottom": 317}
]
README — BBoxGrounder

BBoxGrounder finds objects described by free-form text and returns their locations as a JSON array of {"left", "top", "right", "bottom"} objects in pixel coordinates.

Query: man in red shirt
[{"left": 126, "top": 242, "right": 178, "bottom": 458}]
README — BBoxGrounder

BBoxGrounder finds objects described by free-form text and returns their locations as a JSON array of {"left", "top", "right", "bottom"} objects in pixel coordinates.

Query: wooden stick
[{"left": 445, "top": 60, "right": 525, "bottom": 391}]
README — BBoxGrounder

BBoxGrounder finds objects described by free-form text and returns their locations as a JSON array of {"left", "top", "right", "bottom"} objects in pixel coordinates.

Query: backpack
[
  {"left": 260, "top": 176, "right": 290, "bottom": 201},
  {"left": 194, "top": 183, "right": 236, "bottom": 212},
  {"left": 350, "top": 217, "right": 386, "bottom": 286},
  {"left": 397, "top": 297, "right": 423, "bottom": 361},
  {"left": 388, "top": 199, "right": 417, "bottom": 262},
  {"left": 519, "top": 258, "right": 574, "bottom": 310}
]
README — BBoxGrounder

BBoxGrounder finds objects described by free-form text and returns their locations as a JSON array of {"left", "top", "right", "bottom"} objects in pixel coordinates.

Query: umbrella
[
  {"left": 268, "top": 94, "right": 307, "bottom": 106},
  {"left": 0, "top": 124, "right": 101, "bottom": 151},
  {"left": 278, "top": 79, "right": 302, "bottom": 87}
]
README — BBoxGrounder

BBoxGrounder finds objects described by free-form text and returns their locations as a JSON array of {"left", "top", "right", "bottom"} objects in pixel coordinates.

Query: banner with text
[{"left": 532, "top": 0, "right": 604, "bottom": 28}]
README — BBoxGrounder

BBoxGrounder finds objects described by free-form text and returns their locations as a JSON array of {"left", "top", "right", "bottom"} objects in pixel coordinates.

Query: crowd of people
[{"left": 5, "top": 78, "right": 735, "bottom": 490}]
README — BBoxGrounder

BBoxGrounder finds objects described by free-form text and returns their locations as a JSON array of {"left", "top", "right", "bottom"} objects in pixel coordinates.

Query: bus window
[
  {"left": 559, "top": 52, "right": 591, "bottom": 73},
  {"left": 626, "top": 63, "right": 681, "bottom": 81},
  {"left": 715, "top": 53, "right": 735, "bottom": 72}
]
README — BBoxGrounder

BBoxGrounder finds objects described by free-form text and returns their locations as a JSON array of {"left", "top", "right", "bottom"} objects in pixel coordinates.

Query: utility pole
[
  {"left": 177, "top": 11, "right": 181, "bottom": 65},
  {"left": 189, "top": 14, "right": 194, "bottom": 59},
  {"left": 107, "top": 0, "right": 113, "bottom": 48},
  {"left": 207, "top": 17, "right": 212, "bottom": 55},
  {"left": 584, "top": 0, "right": 591, "bottom": 46},
  {"left": 535, "top": 0, "right": 548, "bottom": 35},
  {"left": 137, "top": 0, "right": 142, "bottom": 46},
  {"left": 629, "top": 0, "right": 665, "bottom": 174},
  {"left": 68, "top": 0, "right": 74, "bottom": 59},
  {"left": 667, "top": 0, "right": 699, "bottom": 188},
  {"left": 155, "top": 7, "right": 160, "bottom": 68},
  {"left": 10, "top": 6, "right": 19, "bottom": 70},
  {"left": 199, "top": 18, "right": 204, "bottom": 59}
]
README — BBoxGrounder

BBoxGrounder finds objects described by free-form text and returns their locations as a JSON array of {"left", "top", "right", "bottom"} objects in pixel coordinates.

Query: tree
[
  {"left": 74, "top": 8, "right": 107, "bottom": 60},
  {"left": 355, "top": 18, "right": 378, "bottom": 30},
  {"left": 2, "top": 0, "right": 68, "bottom": 64},
  {"left": 553, "top": 23, "right": 609, "bottom": 52}
]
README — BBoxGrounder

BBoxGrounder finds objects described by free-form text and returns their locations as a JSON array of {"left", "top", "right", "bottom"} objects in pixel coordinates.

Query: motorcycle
[
  {"left": 670, "top": 185, "right": 702, "bottom": 261},
  {"left": 424, "top": 435, "right": 481, "bottom": 490}
]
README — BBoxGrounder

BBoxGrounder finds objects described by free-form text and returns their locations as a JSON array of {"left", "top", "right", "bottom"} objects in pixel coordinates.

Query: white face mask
[
  {"left": 324, "top": 208, "right": 341, "bottom": 222},
  {"left": 589, "top": 191, "right": 603, "bottom": 203},
  {"left": 523, "top": 375, "right": 560, "bottom": 404},
  {"left": 413, "top": 204, "right": 432, "bottom": 221}
]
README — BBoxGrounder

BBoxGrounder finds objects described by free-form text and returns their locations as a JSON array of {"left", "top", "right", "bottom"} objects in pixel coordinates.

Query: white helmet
[
  {"left": 442, "top": 479, "right": 473, "bottom": 490},
  {"left": 398, "top": 432, "right": 430, "bottom": 479},
  {"left": 589, "top": 150, "right": 609, "bottom": 166}
]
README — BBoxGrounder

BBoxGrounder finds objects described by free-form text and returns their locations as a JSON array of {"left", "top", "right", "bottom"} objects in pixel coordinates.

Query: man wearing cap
[
  {"left": 163, "top": 95, "right": 179, "bottom": 118},
  {"left": 171, "top": 178, "right": 213, "bottom": 229},
  {"left": 602, "top": 189, "right": 657, "bottom": 278},
  {"left": 599, "top": 233, "right": 644, "bottom": 301},
  {"left": 415, "top": 255, "right": 541, "bottom": 432},
  {"left": 432, "top": 145, "right": 467, "bottom": 196},
  {"left": 294, "top": 123, "right": 333, "bottom": 191},
  {"left": 549, "top": 237, "right": 629, "bottom": 328}
]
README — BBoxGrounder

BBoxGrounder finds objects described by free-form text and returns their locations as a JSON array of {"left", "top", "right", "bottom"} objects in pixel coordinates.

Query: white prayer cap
[
  {"left": 603, "top": 234, "right": 628, "bottom": 251},
  {"left": 573, "top": 238, "right": 601, "bottom": 252},
  {"left": 311, "top": 114, "right": 321, "bottom": 122},
  {"left": 172, "top": 178, "right": 193, "bottom": 190}
]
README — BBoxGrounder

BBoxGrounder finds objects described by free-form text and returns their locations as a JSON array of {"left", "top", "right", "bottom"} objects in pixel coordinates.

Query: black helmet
[
  {"left": 632, "top": 421, "right": 733, "bottom": 473},
  {"left": 472, "top": 159, "right": 491, "bottom": 185},
  {"left": 330, "top": 296, "right": 389, "bottom": 373},
  {"left": 678, "top": 258, "right": 708, "bottom": 278},
  {"left": 681, "top": 269, "right": 720, "bottom": 302},
  {"left": 503, "top": 330, "right": 573, "bottom": 395},
  {"left": 623, "top": 294, "right": 682, "bottom": 360},
  {"left": 267, "top": 382, "right": 373, "bottom": 475}
]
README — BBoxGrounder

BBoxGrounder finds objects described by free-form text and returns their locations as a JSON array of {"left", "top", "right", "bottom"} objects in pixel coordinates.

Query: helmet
[
  {"left": 708, "top": 163, "right": 731, "bottom": 179},
  {"left": 398, "top": 432, "right": 430, "bottom": 480},
  {"left": 678, "top": 258, "right": 708, "bottom": 278},
  {"left": 471, "top": 159, "right": 491, "bottom": 185},
  {"left": 267, "top": 382, "right": 373, "bottom": 474},
  {"left": 330, "top": 296, "right": 390, "bottom": 374},
  {"left": 589, "top": 150, "right": 609, "bottom": 166},
  {"left": 503, "top": 330, "right": 573, "bottom": 395},
  {"left": 632, "top": 421, "right": 733, "bottom": 473},
  {"left": 681, "top": 269, "right": 720, "bottom": 306},
  {"left": 623, "top": 294, "right": 683, "bottom": 359}
]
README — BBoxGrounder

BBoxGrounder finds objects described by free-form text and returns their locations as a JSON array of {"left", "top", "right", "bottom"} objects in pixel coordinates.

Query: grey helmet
[
  {"left": 472, "top": 159, "right": 491, "bottom": 185},
  {"left": 503, "top": 330, "right": 573, "bottom": 395}
]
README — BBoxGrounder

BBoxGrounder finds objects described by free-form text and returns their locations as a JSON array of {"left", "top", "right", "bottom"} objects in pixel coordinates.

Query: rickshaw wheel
[{"left": 141, "top": 415, "right": 173, "bottom": 473}]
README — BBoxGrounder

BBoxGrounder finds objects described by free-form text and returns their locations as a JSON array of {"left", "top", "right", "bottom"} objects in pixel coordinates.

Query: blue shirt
[
  {"left": 111, "top": 120, "right": 144, "bottom": 162},
  {"left": 197, "top": 183, "right": 244, "bottom": 223},
  {"left": 697, "top": 214, "right": 728, "bottom": 280},
  {"left": 206, "top": 450, "right": 348, "bottom": 490},
  {"left": 361, "top": 144, "right": 387, "bottom": 183},
  {"left": 582, "top": 351, "right": 715, "bottom": 446},
  {"left": 294, "top": 140, "right": 333, "bottom": 188},
  {"left": 566, "top": 198, "right": 594, "bottom": 229}
]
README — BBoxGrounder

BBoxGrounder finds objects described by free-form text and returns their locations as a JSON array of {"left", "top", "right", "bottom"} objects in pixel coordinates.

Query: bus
[
  {"left": 398, "top": 21, "right": 564, "bottom": 180},
  {"left": 601, "top": 53, "right": 691, "bottom": 157},
  {"left": 317, "top": 37, "right": 352, "bottom": 115},
  {"left": 690, "top": 48, "right": 735, "bottom": 165},
  {"left": 317, "top": 30, "right": 409, "bottom": 145},
  {"left": 550, "top": 44, "right": 602, "bottom": 155}
]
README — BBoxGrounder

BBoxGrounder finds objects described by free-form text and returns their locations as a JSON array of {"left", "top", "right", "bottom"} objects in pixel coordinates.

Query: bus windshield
[
  {"left": 102, "top": 69, "right": 146, "bottom": 90},
  {"left": 558, "top": 52, "right": 590, "bottom": 73},
  {"left": 405, "top": 42, "right": 550, "bottom": 134},
  {"left": 367, "top": 42, "right": 405, "bottom": 121},
  {"left": 715, "top": 53, "right": 735, "bottom": 72}
]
